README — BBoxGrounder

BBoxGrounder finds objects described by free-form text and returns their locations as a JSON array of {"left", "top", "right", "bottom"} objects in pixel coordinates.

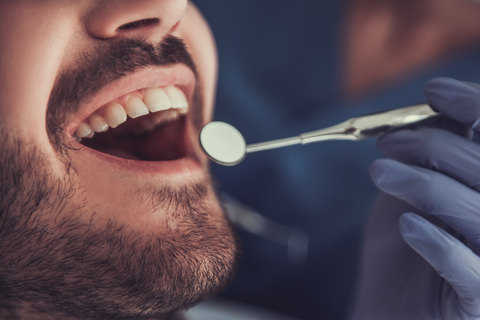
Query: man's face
[{"left": 0, "top": 1, "right": 236, "bottom": 318}]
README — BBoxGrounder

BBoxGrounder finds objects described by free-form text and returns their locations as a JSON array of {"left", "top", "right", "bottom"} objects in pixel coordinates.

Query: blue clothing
[{"left": 194, "top": 1, "right": 480, "bottom": 319}]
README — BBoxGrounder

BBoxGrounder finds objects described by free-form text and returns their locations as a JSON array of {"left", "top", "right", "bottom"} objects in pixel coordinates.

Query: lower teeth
[{"left": 131, "top": 110, "right": 180, "bottom": 134}]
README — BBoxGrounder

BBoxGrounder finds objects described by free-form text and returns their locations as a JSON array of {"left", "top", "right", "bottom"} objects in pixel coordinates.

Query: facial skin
[{"left": 0, "top": 1, "right": 236, "bottom": 319}]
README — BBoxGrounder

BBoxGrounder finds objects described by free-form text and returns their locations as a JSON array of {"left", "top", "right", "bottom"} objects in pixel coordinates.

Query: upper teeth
[{"left": 74, "top": 85, "right": 188, "bottom": 140}]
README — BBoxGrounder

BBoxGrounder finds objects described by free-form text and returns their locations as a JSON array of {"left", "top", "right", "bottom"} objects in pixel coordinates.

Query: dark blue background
[{"left": 193, "top": 1, "right": 480, "bottom": 319}]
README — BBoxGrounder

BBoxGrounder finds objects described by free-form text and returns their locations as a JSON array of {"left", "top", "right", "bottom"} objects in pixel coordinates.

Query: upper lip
[{"left": 65, "top": 64, "right": 196, "bottom": 136}]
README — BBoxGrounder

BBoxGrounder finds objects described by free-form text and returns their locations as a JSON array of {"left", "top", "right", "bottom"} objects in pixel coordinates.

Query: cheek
[
  {"left": 0, "top": 5, "right": 76, "bottom": 162},
  {"left": 179, "top": 3, "right": 218, "bottom": 123}
]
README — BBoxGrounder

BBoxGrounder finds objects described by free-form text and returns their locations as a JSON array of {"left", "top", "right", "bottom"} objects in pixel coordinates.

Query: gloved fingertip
[
  {"left": 424, "top": 77, "right": 465, "bottom": 96},
  {"left": 424, "top": 78, "right": 464, "bottom": 109},
  {"left": 424, "top": 77, "right": 462, "bottom": 92},
  {"left": 398, "top": 212, "right": 420, "bottom": 237},
  {"left": 399, "top": 213, "right": 458, "bottom": 251},
  {"left": 369, "top": 159, "right": 389, "bottom": 185},
  {"left": 424, "top": 77, "right": 480, "bottom": 116},
  {"left": 369, "top": 158, "right": 410, "bottom": 188},
  {"left": 398, "top": 213, "right": 433, "bottom": 253}
]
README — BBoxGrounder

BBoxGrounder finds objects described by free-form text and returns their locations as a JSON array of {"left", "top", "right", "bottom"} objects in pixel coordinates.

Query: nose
[{"left": 85, "top": 0, "right": 187, "bottom": 40}]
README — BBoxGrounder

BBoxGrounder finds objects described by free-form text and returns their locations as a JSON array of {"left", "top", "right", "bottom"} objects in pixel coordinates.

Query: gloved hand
[{"left": 352, "top": 78, "right": 480, "bottom": 320}]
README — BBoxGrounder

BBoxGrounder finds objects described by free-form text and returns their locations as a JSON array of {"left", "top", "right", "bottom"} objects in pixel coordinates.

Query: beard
[{"left": 0, "top": 128, "right": 237, "bottom": 319}]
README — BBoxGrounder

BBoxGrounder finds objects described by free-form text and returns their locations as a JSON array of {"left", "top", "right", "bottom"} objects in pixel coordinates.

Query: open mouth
[{"left": 74, "top": 86, "right": 190, "bottom": 162}]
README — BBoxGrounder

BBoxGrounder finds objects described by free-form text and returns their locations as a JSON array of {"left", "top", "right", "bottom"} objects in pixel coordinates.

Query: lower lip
[{"left": 82, "top": 148, "right": 202, "bottom": 175}]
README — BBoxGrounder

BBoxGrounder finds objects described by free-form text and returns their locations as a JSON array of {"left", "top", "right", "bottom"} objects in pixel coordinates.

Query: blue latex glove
[{"left": 353, "top": 78, "right": 480, "bottom": 319}]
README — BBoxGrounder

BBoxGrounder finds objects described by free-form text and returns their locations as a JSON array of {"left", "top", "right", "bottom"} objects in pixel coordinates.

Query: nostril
[{"left": 118, "top": 18, "right": 160, "bottom": 31}]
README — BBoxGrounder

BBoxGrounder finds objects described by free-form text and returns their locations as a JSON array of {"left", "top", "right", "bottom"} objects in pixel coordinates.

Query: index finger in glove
[
  {"left": 425, "top": 78, "right": 480, "bottom": 132},
  {"left": 377, "top": 128, "right": 480, "bottom": 191}
]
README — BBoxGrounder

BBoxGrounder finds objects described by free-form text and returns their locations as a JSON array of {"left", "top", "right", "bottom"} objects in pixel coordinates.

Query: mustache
[{"left": 46, "top": 36, "right": 197, "bottom": 150}]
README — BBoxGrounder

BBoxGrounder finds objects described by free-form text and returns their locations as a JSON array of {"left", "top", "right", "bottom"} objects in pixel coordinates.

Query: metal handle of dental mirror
[
  {"left": 244, "top": 104, "right": 439, "bottom": 152},
  {"left": 300, "top": 103, "right": 439, "bottom": 144},
  {"left": 200, "top": 103, "right": 440, "bottom": 166}
]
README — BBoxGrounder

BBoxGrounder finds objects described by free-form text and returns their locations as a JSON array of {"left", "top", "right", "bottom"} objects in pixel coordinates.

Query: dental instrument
[{"left": 199, "top": 103, "right": 439, "bottom": 166}]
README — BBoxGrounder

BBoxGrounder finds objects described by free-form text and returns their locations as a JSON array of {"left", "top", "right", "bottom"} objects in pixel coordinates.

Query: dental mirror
[
  {"left": 200, "top": 104, "right": 440, "bottom": 166},
  {"left": 199, "top": 121, "right": 247, "bottom": 166},
  {"left": 200, "top": 121, "right": 303, "bottom": 166}
]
